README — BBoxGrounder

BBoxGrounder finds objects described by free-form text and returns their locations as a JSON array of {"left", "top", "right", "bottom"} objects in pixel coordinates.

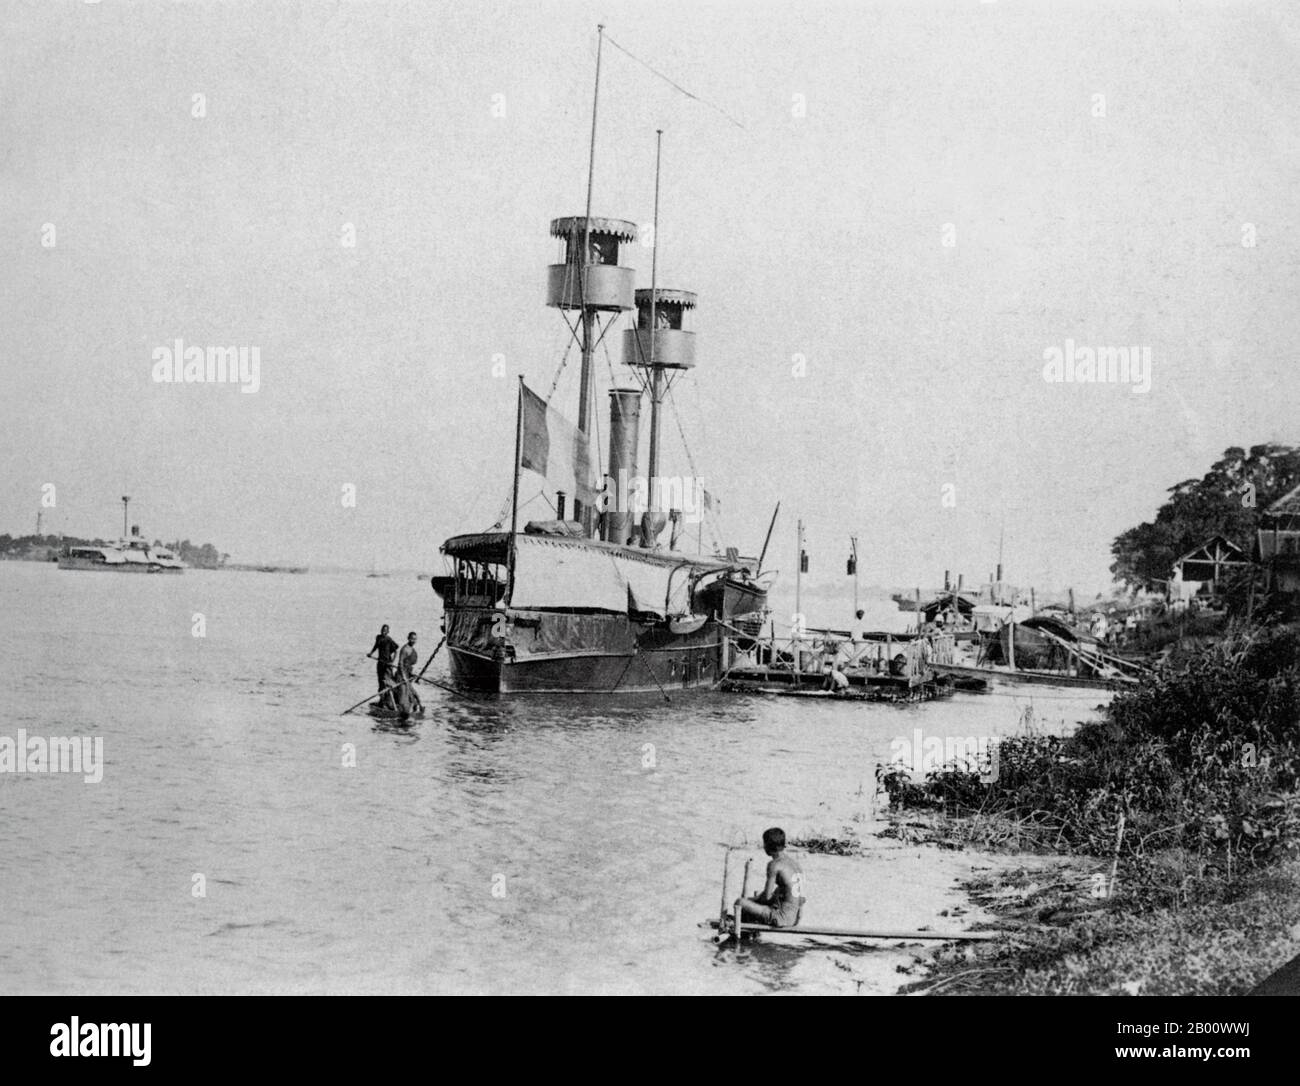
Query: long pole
[
  {"left": 577, "top": 25, "right": 605, "bottom": 441},
  {"left": 708, "top": 920, "right": 1000, "bottom": 941},
  {"left": 997, "top": 523, "right": 1005, "bottom": 599},
  {"left": 758, "top": 502, "right": 780, "bottom": 570},
  {"left": 795, "top": 518, "right": 804, "bottom": 626},
  {"left": 646, "top": 129, "right": 664, "bottom": 512},
  {"left": 719, "top": 849, "right": 732, "bottom": 929},
  {"left": 510, "top": 378, "right": 524, "bottom": 538},
  {"left": 851, "top": 535, "right": 859, "bottom": 615},
  {"left": 508, "top": 376, "right": 524, "bottom": 599}
]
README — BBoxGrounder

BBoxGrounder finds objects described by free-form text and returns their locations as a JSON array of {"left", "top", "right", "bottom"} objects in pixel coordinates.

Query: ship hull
[
  {"left": 56, "top": 557, "right": 182, "bottom": 573},
  {"left": 445, "top": 607, "right": 726, "bottom": 694}
]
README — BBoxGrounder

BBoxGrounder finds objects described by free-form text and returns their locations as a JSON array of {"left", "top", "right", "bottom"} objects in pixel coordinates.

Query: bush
[{"left": 887, "top": 624, "right": 1300, "bottom": 877}]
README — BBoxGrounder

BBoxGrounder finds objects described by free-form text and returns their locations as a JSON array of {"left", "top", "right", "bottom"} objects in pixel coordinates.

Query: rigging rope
[
  {"left": 545, "top": 330, "right": 576, "bottom": 403},
  {"left": 665, "top": 383, "right": 723, "bottom": 551},
  {"left": 604, "top": 34, "right": 746, "bottom": 131}
]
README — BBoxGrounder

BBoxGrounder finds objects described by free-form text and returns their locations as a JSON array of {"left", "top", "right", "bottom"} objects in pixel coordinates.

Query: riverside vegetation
[{"left": 882, "top": 623, "right": 1300, "bottom": 994}]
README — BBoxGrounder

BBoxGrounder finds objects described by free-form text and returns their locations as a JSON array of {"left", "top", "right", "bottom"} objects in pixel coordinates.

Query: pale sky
[{"left": 3, "top": 0, "right": 1297, "bottom": 597}]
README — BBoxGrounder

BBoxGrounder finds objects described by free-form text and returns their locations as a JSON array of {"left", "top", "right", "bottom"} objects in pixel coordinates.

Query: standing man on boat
[
  {"left": 850, "top": 609, "right": 867, "bottom": 641},
  {"left": 735, "top": 828, "right": 806, "bottom": 928},
  {"left": 367, "top": 624, "right": 399, "bottom": 703},
  {"left": 393, "top": 631, "right": 422, "bottom": 715}
]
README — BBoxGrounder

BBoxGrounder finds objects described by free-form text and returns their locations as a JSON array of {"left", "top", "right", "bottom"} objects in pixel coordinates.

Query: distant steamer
[{"left": 56, "top": 496, "right": 185, "bottom": 574}]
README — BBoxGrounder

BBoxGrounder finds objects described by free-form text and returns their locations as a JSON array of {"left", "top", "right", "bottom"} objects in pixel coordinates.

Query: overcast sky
[{"left": 3, "top": 0, "right": 1297, "bottom": 597}]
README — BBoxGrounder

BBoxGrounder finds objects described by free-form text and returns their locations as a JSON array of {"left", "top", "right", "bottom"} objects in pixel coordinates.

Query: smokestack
[
  {"left": 669, "top": 509, "right": 682, "bottom": 550},
  {"left": 604, "top": 388, "right": 642, "bottom": 544},
  {"left": 996, "top": 562, "right": 1003, "bottom": 582},
  {"left": 944, "top": 569, "right": 950, "bottom": 591}
]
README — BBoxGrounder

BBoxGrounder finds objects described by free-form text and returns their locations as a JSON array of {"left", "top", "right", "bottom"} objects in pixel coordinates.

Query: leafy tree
[{"left": 1110, "top": 444, "right": 1300, "bottom": 591}]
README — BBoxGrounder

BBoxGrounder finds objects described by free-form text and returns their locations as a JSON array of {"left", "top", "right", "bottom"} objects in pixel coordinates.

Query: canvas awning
[{"left": 509, "top": 534, "right": 709, "bottom": 617}]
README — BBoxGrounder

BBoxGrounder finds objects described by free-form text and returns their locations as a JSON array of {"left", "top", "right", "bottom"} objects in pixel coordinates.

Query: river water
[{"left": 0, "top": 562, "right": 1106, "bottom": 994}]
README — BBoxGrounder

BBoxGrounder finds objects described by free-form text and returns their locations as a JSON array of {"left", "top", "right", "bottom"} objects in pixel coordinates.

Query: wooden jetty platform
[
  {"left": 716, "top": 626, "right": 955, "bottom": 702},
  {"left": 933, "top": 618, "right": 1149, "bottom": 693}
]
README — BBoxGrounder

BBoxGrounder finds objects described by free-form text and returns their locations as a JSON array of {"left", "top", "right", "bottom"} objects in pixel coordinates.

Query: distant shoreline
[{"left": 0, "top": 555, "right": 443, "bottom": 577}]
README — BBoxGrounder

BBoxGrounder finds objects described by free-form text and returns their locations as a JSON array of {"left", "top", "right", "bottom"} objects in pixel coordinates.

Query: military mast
[
  {"left": 623, "top": 133, "right": 697, "bottom": 548},
  {"left": 544, "top": 26, "right": 637, "bottom": 537}
]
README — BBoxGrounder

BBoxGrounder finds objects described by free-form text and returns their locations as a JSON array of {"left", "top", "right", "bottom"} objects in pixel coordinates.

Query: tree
[{"left": 1110, "top": 443, "right": 1300, "bottom": 591}]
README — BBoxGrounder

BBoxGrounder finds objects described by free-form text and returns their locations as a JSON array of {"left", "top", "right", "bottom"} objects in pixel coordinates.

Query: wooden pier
[{"left": 716, "top": 626, "right": 955, "bottom": 702}]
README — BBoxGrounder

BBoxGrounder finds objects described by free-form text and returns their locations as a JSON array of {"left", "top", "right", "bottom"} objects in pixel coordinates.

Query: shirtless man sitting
[{"left": 735, "top": 827, "right": 806, "bottom": 928}]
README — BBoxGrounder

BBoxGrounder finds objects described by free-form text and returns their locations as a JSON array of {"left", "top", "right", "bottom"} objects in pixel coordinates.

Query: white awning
[{"left": 509, "top": 535, "right": 692, "bottom": 618}]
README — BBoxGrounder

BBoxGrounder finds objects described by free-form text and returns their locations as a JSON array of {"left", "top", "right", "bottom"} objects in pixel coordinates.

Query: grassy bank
[{"left": 884, "top": 623, "right": 1300, "bottom": 995}]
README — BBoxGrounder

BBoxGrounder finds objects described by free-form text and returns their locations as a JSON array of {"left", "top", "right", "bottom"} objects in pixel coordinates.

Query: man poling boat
[
  {"left": 365, "top": 624, "right": 400, "bottom": 707},
  {"left": 340, "top": 634, "right": 446, "bottom": 718},
  {"left": 390, "top": 632, "right": 423, "bottom": 716}
]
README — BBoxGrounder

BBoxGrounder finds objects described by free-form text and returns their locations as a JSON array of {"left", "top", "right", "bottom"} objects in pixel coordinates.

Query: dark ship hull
[
  {"left": 436, "top": 532, "right": 767, "bottom": 695},
  {"left": 445, "top": 611, "right": 725, "bottom": 694}
]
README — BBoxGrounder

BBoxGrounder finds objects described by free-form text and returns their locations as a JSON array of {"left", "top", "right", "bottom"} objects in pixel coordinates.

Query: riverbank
[
  {"left": 883, "top": 622, "right": 1300, "bottom": 995},
  {"left": 900, "top": 850, "right": 1300, "bottom": 995}
]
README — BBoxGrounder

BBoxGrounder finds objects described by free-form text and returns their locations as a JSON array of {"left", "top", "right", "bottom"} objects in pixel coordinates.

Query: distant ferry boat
[{"left": 58, "top": 530, "right": 185, "bottom": 574}]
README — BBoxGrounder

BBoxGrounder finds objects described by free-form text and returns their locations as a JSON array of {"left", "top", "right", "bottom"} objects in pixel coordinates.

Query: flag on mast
[{"left": 519, "top": 382, "right": 599, "bottom": 511}]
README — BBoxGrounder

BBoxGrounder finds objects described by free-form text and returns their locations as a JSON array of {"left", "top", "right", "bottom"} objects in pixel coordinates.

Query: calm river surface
[{"left": 0, "top": 562, "right": 1105, "bottom": 994}]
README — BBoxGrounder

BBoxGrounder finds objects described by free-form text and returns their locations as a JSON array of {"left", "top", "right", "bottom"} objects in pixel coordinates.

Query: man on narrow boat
[
  {"left": 367, "top": 624, "right": 399, "bottom": 697},
  {"left": 735, "top": 828, "right": 806, "bottom": 928},
  {"left": 392, "top": 631, "right": 422, "bottom": 715}
]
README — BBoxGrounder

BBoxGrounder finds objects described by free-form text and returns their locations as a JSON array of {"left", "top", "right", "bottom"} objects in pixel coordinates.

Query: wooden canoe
[{"left": 367, "top": 705, "right": 426, "bottom": 722}]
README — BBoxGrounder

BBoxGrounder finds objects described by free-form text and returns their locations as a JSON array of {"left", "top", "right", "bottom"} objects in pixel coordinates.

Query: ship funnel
[{"left": 604, "top": 388, "right": 642, "bottom": 544}]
